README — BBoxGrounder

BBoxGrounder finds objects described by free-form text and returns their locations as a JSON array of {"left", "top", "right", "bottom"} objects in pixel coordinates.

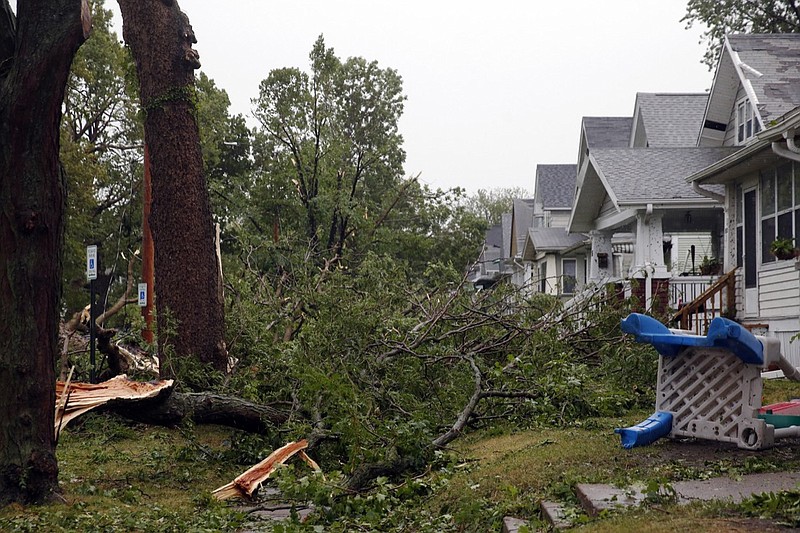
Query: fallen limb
[{"left": 213, "top": 439, "right": 320, "bottom": 500}]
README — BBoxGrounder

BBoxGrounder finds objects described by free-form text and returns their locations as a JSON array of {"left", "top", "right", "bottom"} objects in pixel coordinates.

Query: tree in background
[
  {"left": 252, "top": 35, "right": 406, "bottom": 263},
  {"left": 683, "top": 0, "right": 800, "bottom": 68},
  {"left": 0, "top": 0, "right": 89, "bottom": 505},
  {"left": 463, "top": 186, "right": 529, "bottom": 225},
  {"left": 60, "top": 2, "right": 142, "bottom": 316}
]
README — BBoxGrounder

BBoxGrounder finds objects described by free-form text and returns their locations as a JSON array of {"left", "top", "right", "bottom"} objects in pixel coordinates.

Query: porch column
[
  {"left": 631, "top": 209, "right": 670, "bottom": 313},
  {"left": 589, "top": 230, "right": 613, "bottom": 281},
  {"left": 632, "top": 209, "right": 668, "bottom": 278}
]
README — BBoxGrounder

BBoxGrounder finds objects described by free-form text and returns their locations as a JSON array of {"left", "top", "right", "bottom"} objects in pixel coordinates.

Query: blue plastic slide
[
  {"left": 620, "top": 313, "right": 763, "bottom": 365},
  {"left": 615, "top": 411, "right": 673, "bottom": 449}
]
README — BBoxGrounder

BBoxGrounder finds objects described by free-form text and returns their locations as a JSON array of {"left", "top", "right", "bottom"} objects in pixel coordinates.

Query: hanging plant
[{"left": 770, "top": 237, "right": 798, "bottom": 261}]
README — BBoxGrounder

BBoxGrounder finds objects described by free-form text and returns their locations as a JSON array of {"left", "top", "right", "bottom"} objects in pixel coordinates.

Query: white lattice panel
[{"left": 655, "top": 347, "right": 773, "bottom": 449}]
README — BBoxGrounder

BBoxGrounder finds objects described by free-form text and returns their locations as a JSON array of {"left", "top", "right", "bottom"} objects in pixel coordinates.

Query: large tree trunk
[
  {"left": 117, "top": 0, "right": 227, "bottom": 374},
  {"left": 0, "top": 0, "right": 89, "bottom": 506}
]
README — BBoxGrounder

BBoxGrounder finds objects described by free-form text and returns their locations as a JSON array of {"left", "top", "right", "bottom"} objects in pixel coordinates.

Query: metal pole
[{"left": 89, "top": 279, "right": 96, "bottom": 383}]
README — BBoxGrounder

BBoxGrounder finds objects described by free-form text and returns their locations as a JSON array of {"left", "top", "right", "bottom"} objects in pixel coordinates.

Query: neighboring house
[
  {"left": 468, "top": 213, "right": 512, "bottom": 289},
  {"left": 467, "top": 222, "right": 503, "bottom": 289},
  {"left": 522, "top": 164, "right": 588, "bottom": 299},
  {"left": 508, "top": 198, "right": 536, "bottom": 289},
  {"left": 687, "top": 34, "right": 800, "bottom": 363},
  {"left": 568, "top": 92, "right": 738, "bottom": 310}
]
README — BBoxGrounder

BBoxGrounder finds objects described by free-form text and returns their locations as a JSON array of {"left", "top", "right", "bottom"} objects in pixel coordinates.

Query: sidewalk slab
[
  {"left": 576, "top": 483, "right": 646, "bottom": 516},
  {"left": 539, "top": 500, "right": 572, "bottom": 529},
  {"left": 577, "top": 471, "right": 800, "bottom": 516},
  {"left": 501, "top": 516, "right": 529, "bottom": 533},
  {"left": 672, "top": 471, "right": 800, "bottom": 504}
]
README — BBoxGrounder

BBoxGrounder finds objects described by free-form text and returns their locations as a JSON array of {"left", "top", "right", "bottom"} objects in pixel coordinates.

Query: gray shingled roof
[
  {"left": 535, "top": 164, "right": 576, "bottom": 209},
  {"left": 635, "top": 93, "right": 708, "bottom": 147},
  {"left": 583, "top": 117, "right": 632, "bottom": 148},
  {"left": 527, "top": 227, "right": 587, "bottom": 252},
  {"left": 591, "top": 147, "right": 737, "bottom": 203},
  {"left": 485, "top": 222, "right": 503, "bottom": 249},
  {"left": 501, "top": 212, "right": 512, "bottom": 259},
  {"left": 728, "top": 34, "right": 800, "bottom": 124},
  {"left": 512, "top": 199, "right": 535, "bottom": 254}
]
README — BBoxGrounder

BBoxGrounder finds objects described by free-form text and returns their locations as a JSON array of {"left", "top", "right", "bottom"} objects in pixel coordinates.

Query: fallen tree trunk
[
  {"left": 56, "top": 376, "right": 290, "bottom": 434},
  {"left": 110, "top": 390, "right": 290, "bottom": 433}
]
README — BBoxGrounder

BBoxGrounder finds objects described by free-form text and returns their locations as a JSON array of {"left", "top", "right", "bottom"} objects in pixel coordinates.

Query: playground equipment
[{"left": 615, "top": 313, "right": 800, "bottom": 450}]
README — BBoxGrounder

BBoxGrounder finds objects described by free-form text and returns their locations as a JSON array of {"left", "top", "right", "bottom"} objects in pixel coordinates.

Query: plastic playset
[{"left": 615, "top": 313, "right": 800, "bottom": 450}]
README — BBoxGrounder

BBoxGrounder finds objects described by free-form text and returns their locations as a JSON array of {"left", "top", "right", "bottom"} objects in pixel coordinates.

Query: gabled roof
[
  {"left": 631, "top": 93, "right": 708, "bottom": 148},
  {"left": 501, "top": 212, "right": 512, "bottom": 260},
  {"left": 535, "top": 164, "right": 576, "bottom": 210},
  {"left": 592, "top": 148, "right": 734, "bottom": 202},
  {"left": 583, "top": 117, "right": 632, "bottom": 149},
  {"left": 570, "top": 147, "right": 736, "bottom": 232},
  {"left": 527, "top": 227, "right": 586, "bottom": 252},
  {"left": 484, "top": 222, "right": 503, "bottom": 249},
  {"left": 701, "top": 34, "right": 800, "bottom": 145},
  {"left": 510, "top": 199, "right": 535, "bottom": 257}
]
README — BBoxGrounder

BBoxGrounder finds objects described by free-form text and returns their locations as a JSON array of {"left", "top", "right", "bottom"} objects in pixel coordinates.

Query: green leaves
[{"left": 683, "top": 0, "right": 800, "bottom": 69}]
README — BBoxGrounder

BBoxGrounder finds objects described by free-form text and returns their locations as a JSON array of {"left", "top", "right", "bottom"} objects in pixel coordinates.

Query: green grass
[
  {"left": 0, "top": 414, "right": 249, "bottom": 532},
  {"left": 4, "top": 379, "right": 800, "bottom": 531}
]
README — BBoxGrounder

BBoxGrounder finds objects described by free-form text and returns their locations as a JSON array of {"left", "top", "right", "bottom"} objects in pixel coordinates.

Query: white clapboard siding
[
  {"left": 599, "top": 196, "right": 616, "bottom": 218},
  {"left": 758, "top": 263, "right": 800, "bottom": 318},
  {"left": 672, "top": 233, "right": 713, "bottom": 274}
]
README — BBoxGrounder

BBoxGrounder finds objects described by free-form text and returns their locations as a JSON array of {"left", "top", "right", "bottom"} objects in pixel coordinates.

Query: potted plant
[
  {"left": 769, "top": 237, "right": 798, "bottom": 260},
  {"left": 699, "top": 256, "right": 721, "bottom": 275}
]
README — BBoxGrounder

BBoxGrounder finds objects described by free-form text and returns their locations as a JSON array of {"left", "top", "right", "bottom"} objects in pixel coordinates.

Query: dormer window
[{"left": 737, "top": 98, "right": 761, "bottom": 144}]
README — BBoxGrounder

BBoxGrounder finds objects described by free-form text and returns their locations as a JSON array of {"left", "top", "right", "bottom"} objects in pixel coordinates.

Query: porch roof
[
  {"left": 522, "top": 227, "right": 587, "bottom": 260},
  {"left": 569, "top": 147, "right": 735, "bottom": 232}
]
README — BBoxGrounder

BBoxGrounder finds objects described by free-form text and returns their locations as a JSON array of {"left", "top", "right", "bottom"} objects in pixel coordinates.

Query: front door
[{"left": 742, "top": 188, "right": 758, "bottom": 316}]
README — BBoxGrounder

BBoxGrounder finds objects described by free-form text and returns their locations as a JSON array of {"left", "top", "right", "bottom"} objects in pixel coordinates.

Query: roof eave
[{"left": 688, "top": 108, "right": 800, "bottom": 184}]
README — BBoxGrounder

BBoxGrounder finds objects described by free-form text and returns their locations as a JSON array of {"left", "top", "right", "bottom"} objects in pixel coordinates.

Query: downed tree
[
  {"left": 54, "top": 375, "right": 290, "bottom": 434},
  {"left": 55, "top": 375, "right": 174, "bottom": 434}
]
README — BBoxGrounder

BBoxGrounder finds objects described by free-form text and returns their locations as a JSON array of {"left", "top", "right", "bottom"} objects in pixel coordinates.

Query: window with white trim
[
  {"left": 760, "top": 161, "right": 800, "bottom": 262},
  {"left": 737, "top": 98, "right": 761, "bottom": 144},
  {"left": 562, "top": 258, "right": 577, "bottom": 295}
]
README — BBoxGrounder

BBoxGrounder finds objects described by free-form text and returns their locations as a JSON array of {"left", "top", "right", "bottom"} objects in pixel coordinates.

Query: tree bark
[
  {"left": 108, "top": 391, "right": 289, "bottom": 433},
  {"left": 116, "top": 0, "right": 227, "bottom": 375},
  {"left": 0, "top": 0, "right": 89, "bottom": 506}
]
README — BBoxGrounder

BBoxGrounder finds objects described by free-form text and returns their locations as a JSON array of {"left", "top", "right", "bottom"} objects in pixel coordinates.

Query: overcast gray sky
[{"left": 110, "top": 1, "right": 711, "bottom": 195}]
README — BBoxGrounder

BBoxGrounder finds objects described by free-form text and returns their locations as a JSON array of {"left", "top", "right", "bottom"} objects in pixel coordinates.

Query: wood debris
[
  {"left": 54, "top": 374, "right": 174, "bottom": 432},
  {"left": 213, "top": 439, "right": 321, "bottom": 500}
]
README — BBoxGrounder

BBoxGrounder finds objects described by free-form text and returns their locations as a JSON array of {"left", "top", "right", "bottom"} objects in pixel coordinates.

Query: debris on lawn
[
  {"left": 54, "top": 374, "right": 174, "bottom": 434},
  {"left": 213, "top": 439, "right": 321, "bottom": 500}
]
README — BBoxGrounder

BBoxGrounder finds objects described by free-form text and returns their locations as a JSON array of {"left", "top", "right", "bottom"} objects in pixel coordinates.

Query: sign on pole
[
  {"left": 138, "top": 283, "right": 147, "bottom": 307},
  {"left": 86, "top": 245, "right": 98, "bottom": 281}
]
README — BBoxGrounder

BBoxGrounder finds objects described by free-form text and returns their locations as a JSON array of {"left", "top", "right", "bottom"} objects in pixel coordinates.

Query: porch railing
[{"left": 670, "top": 268, "right": 737, "bottom": 335}]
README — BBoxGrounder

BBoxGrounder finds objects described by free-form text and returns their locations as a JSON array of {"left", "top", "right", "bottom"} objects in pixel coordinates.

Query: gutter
[
  {"left": 772, "top": 128, "right": 800, "bottom": 162},
  {"left": 692, "top": 181, "right": 725, "bottom": 203}
]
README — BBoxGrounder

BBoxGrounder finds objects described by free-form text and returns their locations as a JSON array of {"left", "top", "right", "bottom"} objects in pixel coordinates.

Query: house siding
[
  {"left": 758, "top": 262, "right": 800, "bottom": 318},
  {"left": 549, "top": 211, "right": 571, "bottom": 228},
  {"left": 599, "top": 196, "right": 616, "bottom": 218},
  {"left": 722, "top": 85, "right": 749, "bottom": 147}
]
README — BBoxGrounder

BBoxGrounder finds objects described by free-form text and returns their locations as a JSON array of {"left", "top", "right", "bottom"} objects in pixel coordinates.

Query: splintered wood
[
  {"left": 212, "top": 439, "right": 321, "bottom": 500},
  {"left": 54, "top": 374, "right": 174, "bottom": 438}
]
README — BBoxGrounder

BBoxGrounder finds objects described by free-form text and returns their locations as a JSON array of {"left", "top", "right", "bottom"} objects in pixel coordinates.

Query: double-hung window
[
  {"left": 562, "top": 258, "right": 577, "bottom": 295},
  {"left": 737, "top": 98, "right": 761, "bottom": 144}
]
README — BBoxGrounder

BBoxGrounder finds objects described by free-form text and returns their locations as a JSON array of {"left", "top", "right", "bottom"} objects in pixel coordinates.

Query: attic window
[{"left": 736, "top": 98, "right": 760, "bottom": 144}]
